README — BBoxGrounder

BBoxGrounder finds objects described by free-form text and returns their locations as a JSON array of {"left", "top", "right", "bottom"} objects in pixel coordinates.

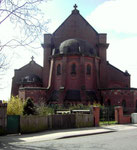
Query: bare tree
[{"left": 0, "top": 0, "right": 49, "bottom": 70}]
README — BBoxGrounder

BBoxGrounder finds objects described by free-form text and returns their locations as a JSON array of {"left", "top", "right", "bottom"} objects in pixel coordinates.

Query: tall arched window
[
  {"left": 122, "top": 100, "right": 127, "bottom": 113},
  {"left": 57, "top": 64, "right": 61, "bottom": 75},
  {"left": 122, "top": 100, "right": 126, "bottom": 108},
  {"left": 71, "top": 63, "right": 76, "bottom": 74},
  {"left": 86, "top": 64, "right": 91, "bottom": 75}
]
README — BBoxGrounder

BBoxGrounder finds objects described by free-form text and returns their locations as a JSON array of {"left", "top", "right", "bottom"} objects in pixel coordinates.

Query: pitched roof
[
  {"left": 53, "top": 7, "right": 98, "bottom": 35},
  {"left": 107, "top": 62, "right": 130, "bottom": 76},
  {"left": 15, "top": 60, "right": 42, "bottom": 71}
]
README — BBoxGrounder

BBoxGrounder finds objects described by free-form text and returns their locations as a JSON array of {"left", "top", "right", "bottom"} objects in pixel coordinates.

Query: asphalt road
[{"left": 1, "top": 128, "right": 137, "bottom": 150}]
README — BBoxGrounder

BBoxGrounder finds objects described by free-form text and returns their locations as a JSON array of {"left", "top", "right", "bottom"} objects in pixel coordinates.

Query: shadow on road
[{"left": 1, "top": 124, "right": 137, "bottom": 149}]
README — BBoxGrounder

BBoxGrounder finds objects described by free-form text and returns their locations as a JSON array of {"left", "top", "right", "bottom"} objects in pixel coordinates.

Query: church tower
[
  {"left": 11, "top": 5, "right": 131, "bottom": 111},
  {"left": 41, "top": 5, "right": 110, "bottom": 104}
]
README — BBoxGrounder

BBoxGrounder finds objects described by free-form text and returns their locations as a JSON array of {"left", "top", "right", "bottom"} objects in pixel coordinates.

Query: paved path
[{"left": 1, "top": 124, "right": 137, "bottom": 144}]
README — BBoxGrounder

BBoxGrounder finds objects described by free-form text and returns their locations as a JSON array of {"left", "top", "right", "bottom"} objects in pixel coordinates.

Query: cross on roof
[
  {"left": 74, "top": 4, "right": 78, "bottom": 10},
  {"left": 31, "top": 56, "right": 34, "bottom": 61}
]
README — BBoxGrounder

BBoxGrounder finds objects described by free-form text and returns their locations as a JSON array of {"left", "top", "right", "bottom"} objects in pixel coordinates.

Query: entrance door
[{"left": 7, "top": 115, "right": 20, "bottom": 134}]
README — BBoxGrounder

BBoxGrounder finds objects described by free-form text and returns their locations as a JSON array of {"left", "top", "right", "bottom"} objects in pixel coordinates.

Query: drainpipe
[{"left": 46, "top": 50, "right": 55, "bottom": 89}]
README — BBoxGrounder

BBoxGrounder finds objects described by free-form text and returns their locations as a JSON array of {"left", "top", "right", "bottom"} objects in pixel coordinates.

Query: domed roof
[
  {"left": 59, "top": 39, "right": 97, "bottom": 56},
  {"left": 20, "top": 74, "right": 42, "bottom": 83}
]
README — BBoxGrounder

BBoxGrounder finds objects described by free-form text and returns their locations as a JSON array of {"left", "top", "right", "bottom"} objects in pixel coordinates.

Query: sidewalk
[{"left": 1, "top": 124, "right": 137, "bottom": 144}]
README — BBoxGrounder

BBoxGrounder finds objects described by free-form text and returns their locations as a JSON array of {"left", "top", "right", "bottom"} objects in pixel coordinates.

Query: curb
[
  {"left": 1, "top": 130, "right": 115, "bottom": 144},
  {"left": 57, "top": 130, "right": 116, "bottom": 139}
]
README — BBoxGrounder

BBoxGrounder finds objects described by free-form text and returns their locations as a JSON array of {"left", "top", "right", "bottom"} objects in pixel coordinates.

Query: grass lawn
[{"left": 99, "top": 121, "right": 118, "bottom": 126}]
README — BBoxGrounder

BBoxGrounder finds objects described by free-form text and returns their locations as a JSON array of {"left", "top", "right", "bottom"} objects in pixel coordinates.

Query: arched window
[
  {"left": 122, "top": 100, "right": 126, "bottom": 108},
  {"left": 122, "top": 100, "right": 127, "bottom": 113},
  {"left": 57, "top": 64, "right": 61, "bottom": 75},
  {"left": 86, "top": 64, "right": 91, "bottom": 75},
  {"left": 71, "top": 63, "right": 76, "bottom": 74}
]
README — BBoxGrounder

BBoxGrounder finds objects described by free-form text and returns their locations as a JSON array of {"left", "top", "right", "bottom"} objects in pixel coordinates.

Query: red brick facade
[{"left": 11, "top": 6, "right": 137, "bottom": 113}]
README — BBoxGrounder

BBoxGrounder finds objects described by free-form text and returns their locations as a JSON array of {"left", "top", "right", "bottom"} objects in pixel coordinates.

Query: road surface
[{"left": 1, "top": 127, "right": 137, "bottom": 150}]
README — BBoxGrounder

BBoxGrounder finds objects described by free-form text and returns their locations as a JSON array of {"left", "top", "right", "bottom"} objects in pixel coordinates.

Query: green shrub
[
  {"left": 23, "top": 97, "right": 36, "bottom": 115},
  {"left": 36, "top": 103, "right": 54, "bottom": 116},
  {"left": 93, "top": 101, "right": 102, "bottom": 107},
  {"left": 69, "top": 103, "right": 92, "bottom": 110},
  {"left": 7, "top": 96, "right": 23, "bottom": 115}
]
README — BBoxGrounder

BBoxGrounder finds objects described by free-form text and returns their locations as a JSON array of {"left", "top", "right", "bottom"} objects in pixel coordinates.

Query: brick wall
[
  {"left": 11, "top": 61, "right": 43, "bottom": 96},
  {"left": 107, "top": 64, "right": 130, "bottom": 88},
  {"left": 53, "top": 11, "right": 98, "bottom": 49},
  {"left": 101, "top": 89, "right": 137, "bottom": 114},
  {"left": 115, "top": 106, "right": 131, "bottom": 124},
  {"left": 19, "top": 88, "right": 47, "bottom": 103}
]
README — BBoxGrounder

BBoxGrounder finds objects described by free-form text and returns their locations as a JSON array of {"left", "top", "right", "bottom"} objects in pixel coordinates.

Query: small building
[{"left": 11, "top": 5, "right": 137, "bottom": 113}]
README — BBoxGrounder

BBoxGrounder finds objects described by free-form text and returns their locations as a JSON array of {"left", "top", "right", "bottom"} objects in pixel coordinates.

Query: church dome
[
  {"left": 59, "top": 39, "right": 97, "bottom": 56},
  {"left": 20, "top": 74, "right": 42, "bottom": 83}
]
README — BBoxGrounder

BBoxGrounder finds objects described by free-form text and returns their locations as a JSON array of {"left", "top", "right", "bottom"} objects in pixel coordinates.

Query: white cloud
[
  {"left": 87, "top": 0, "right": 137, "bottom": 88},
  {"left": 1, "top": 0, "right": 137, "bottom": 100},
  {"left": 107, "top": 36, "right": 137, "bottom": 87},
  {"left": 87, "top": 0, "right": 137, "bottom": 34}
]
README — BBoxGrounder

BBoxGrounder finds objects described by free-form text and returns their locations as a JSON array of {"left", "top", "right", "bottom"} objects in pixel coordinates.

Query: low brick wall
[
  {"left": 115, "top": 106, "right": 131, "bottom": 124},
  {"left": 20, "top": 114, "right": 94, "bottom": 134},
  {"left": 120, "top": 115, "right": 131, "bottom": 124}
]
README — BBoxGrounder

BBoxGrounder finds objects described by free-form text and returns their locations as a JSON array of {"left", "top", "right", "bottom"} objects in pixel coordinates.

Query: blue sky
[
  {"left": 43, "top": 0, "right": 108, "bottom": 33},
  {"left": 1, "top": 0, "right": 137, "bottom": 100}
]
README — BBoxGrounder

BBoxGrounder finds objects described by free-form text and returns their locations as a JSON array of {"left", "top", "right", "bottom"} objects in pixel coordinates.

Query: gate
[
  {"left": 7, "top": 115, "right": 20, "bottom": 134},
  {"left": 100, "top": 107, "right": 116, "bottom": 125}
]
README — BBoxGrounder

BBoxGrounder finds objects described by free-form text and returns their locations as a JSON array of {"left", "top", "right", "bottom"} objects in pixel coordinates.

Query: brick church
[{"left": 11, "top": 5, "right": 137, "bottom": 113}]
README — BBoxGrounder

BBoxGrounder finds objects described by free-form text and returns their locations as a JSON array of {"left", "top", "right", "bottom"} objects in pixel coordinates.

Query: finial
[
  {"left": 125, "top": 70, "right": 130, "bottom": 76},
  {"left": 125, "top": 70, "right": 128, "bottom": 73},
  {"left": 74, "top": 4, "right": 78, "bottom": 10},
  {"left": 72, "top": 4, "right": 79, "bottom": 14},
  {"left": 31, "top": 56, "right": 34, "bottom": 61}
]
